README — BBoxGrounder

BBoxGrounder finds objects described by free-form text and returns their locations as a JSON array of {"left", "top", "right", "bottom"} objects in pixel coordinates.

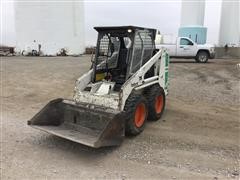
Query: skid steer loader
[{"left": 28, "top": 26, "right": 169, "bottom": 148}]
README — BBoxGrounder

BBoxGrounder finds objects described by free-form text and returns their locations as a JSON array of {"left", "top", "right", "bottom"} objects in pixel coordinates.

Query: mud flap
[{"left": 28, "top": 98, "right": 125, "bottom": 148}]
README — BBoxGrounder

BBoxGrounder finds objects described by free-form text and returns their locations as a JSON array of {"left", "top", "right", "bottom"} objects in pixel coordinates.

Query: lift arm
[{"left": 119, "top": 49, "right": 169, "bottom": 111}]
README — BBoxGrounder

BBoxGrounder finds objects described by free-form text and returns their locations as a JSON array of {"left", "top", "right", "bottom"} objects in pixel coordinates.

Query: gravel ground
[{"left": 1, "top": 56, "right": 239, "bottom": 179}]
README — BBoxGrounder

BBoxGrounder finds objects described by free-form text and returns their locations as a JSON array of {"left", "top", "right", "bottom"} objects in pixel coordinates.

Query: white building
[
  {"left": 218, "top": 0, "right": 240, "bottom": 46},
  {"left": 181, "top": 0, "right": 240, "bottom": 47},
  {"left": 181, "top": 0, "right": 205, "bottom": 26},
  {"left": 15, "top": 1, "right": 85, "bottom": 55}
]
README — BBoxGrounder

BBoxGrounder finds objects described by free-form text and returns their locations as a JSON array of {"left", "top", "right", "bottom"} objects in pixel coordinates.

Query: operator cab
[{"left": 92, "top": 26, "right": 156, "bottom": 91}]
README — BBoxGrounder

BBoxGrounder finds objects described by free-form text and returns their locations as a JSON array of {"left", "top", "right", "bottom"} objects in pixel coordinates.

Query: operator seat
[{"left": 112, "top": 38, "right": 129, "bottom": 91}]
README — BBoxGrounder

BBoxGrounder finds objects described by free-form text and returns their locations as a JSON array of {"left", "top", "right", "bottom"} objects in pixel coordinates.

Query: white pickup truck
[{"left": 156, "top": 37, "right": 215, "bottom": 63}]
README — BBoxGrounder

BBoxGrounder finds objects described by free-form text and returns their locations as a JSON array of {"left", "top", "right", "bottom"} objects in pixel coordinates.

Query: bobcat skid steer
[{"left": 28, "top": 26, "right": 170, "bottom": 148}]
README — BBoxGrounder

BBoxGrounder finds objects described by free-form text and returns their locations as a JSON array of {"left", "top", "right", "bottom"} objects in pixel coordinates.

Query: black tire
[
  {"left": 145, "top": 85, "right": 165, "bottom": 121},
  {"left": 32, "top": 50, "right": 38, "bottom": 56},
  {"left": 196, "top": 51, "right": 209, "bottom": 63},
  {"left": 124, "top": 92, "right": 148, "bottom": 136}
]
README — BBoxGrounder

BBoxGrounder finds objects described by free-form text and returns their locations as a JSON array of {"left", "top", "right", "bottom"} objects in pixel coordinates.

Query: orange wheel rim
[
  {"left": 134, "top": 103, "right": 146, "bottom": 128},
  {"left": 155, "top": 95, "right": 163, "bottom": 114}
]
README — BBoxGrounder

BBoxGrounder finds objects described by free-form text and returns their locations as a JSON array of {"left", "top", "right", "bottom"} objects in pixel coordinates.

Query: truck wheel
[
  {"left": 146, "top": 85, "right": 165, "bottom": 121},
  {"left": 196, "top": 51, "right": 209, "bottom": 63},
  {"left": 124, "top": 92, "right": 148, "bottom": 135}
]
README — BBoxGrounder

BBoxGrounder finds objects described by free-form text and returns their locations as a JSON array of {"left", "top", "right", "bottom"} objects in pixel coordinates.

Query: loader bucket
[{"left": 28, "top": 99, "right": 125, "bottom": 148}]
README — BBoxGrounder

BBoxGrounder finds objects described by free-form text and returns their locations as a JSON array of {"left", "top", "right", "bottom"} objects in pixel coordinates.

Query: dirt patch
[{"left": 1, "top": 56, "right": 239, "bottom": 179}]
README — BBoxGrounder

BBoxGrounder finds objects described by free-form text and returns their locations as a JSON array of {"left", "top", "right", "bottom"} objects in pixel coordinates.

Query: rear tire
[
  {"left": 196, "top": 51, "right": 209, "bottom": 63},
  {"left": 124, "top": 92, "right": 148, "bottom": 135},
  {"left": 145, "top": 85, "right": 165, "bottom": 121}
]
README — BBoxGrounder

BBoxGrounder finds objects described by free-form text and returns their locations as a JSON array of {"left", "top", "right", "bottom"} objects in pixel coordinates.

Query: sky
[
  {"left": 1, "top": 0, "right": 224, "bottom": 46},
  {"left": 84, "top": 1, "right": 181, "bottom": 46}
]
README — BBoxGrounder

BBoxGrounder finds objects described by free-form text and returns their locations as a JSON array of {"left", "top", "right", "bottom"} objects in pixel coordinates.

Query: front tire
[
  {"left": 124, "top": 92, "right": 148, "bottom": 135},
  {"left": 145, "top": 85, "right": 165, "bottom": 121},
  {"left": 196, "top": 51, "right": 209, "bottom": 63}
]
